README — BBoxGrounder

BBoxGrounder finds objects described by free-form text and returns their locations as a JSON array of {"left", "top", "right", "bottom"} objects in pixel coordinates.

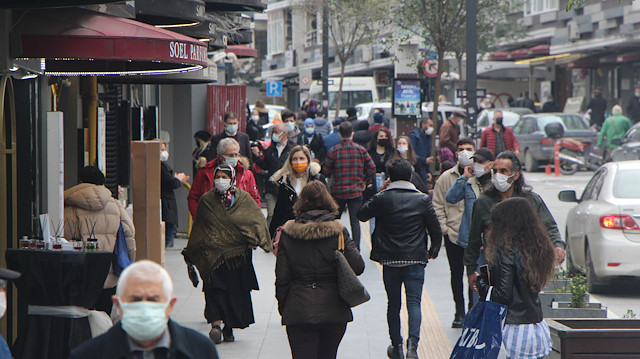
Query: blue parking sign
[{"left": 266, "top": 81, "right": 283, "bottom": 97}]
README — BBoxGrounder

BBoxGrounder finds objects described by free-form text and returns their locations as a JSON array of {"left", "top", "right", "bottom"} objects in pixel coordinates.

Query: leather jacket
[
  {"left": 477, "top": 247, "right": 544, "bottom": 325},
  {"left": 357, "top": 181, "right": 442, "bottom": 263}
]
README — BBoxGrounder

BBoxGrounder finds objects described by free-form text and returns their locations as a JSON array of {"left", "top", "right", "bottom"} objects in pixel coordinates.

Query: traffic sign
[
  {"left": 266, "top": 81, "right": 283, "bottom": 97},
  {"left": 423, "top": 58, "right": 438, "bottom": 77}
]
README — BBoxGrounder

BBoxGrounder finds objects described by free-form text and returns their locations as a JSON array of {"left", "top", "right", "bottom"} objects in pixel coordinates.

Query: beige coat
[
  {"left": 432, "top": 165, "right": 465, "bottom": 244},
  {"left": 64, "top": 183, "right": 136, "bottom": 288}
]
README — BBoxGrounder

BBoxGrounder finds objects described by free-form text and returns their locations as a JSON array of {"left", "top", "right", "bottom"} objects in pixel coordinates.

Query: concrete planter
[
  {"left": 542, "top": 279, "right": 571, "bottom": 293},
  {"left": 548, "top": 319, "right": 640, "bottom": 358},
  {"left": 546, "top": 301, "right": 607, "bottom": 319}
]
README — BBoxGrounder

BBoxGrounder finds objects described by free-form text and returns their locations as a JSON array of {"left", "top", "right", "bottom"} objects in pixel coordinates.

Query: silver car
[{"left": 559, "top": 161, "right": 640, "bottom": 293}]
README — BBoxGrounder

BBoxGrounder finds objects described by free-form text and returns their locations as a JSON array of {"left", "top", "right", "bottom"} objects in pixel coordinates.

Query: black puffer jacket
[
  {"left": 477, "top": 247, "right": 543, "bottom": 325},
  {"left": 275, "top": 211, "right": 365, "bottom": 325},
  {"left": 357, "top": 181, "right": 442, "bottom": 263}
]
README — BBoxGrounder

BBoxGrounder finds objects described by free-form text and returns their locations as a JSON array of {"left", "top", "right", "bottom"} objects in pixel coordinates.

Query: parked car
[
  {"left": 355, "top": 102, "right": 375, "bottom": 122},
  {"left": 558, "top": 160, "right": 640, "bottom": 292},
  {"left": 610, "top": 122, "right": 640, "bottom": 162},
  {"left": 512, "top": 113, "right": 597, "bottom": 172},
  {"left": 475, "top": 108, "right": 531, "bottom": 132}
]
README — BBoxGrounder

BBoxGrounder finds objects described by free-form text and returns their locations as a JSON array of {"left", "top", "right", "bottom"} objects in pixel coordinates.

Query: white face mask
[
  {"left": 425, "top": 127, "right": 434, "bottom": 136},
  {"left": 473, "top": 163, "right": 488, "bottom": 178},
  {"left": 160, "top": 150, "right": 169, "bottom": 162},
  {"left": 224, "top": 157, "right": 239, "bottom": 167},
  {"left": 251, "top": 115, "right": 259, "bottom": 122},
  {"left": 0, "top": 292, "right": 6, "bottom": 318},
  {"left": 491, "top": 171, "right": 515, "bottom": 192},
  {"left": 397, "top": 145, "right": 409, "bottom": 154},
  {"left": 225, "top": 124, "right": 238, "bottom": 135},
  {"left": 458, "top": 150, "right": 474, "bottom": 166},
  {"left": 214, "top": 178, "right": 232, "bottom": 192},
  {"left": 285, "top": 121, "right": 296, "bottom": 133}
]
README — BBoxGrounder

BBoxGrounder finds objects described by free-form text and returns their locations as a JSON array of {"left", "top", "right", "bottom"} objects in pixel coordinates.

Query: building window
[
  {"left": 524, "top": 0, "right": 557, "bottom": 15},
  {"left": 268, "top": 10, "right": 284, "bottom": 54}
]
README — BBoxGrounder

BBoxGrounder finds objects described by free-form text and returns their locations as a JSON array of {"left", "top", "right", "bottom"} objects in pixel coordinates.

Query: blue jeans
[
  {"left": 165, "top": 222, "right": 177, "bottom": 248},
  {"left": 383, "top": 264, "right": 425, "bottom": 345}
]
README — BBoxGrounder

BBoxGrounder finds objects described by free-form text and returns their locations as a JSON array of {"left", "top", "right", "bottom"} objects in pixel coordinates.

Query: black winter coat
[
  {"left": 247, "top": 119, "right": 264, "bottom": 141},
  {"left": 276, "top": 211, "right": 365, "bottom": 325},
  {"left": 269, "top": 170, "right": 326, "bottom": 235},
  {"left": 357, "top": 181, "right": 442, "bottom": 263},
  {"left": 477, "top": 247, "right": 544, "bottom": 325},
  {"left": 69, "top": 320, "right": 219, "bottom": 359},
  {"left": 587, "top": 95, "right": 607, "bottom": 127},
  {"left": 254, "top": 141, "right": 295, "bottom": 194},
  {"left": 297, "top": 132, "right": 327, "bottom": 163},
  {"left": 161, "top": 161, "right": 182, "bottom": 225}
]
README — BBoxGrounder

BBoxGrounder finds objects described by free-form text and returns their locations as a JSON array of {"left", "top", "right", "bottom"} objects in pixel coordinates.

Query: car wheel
[
  {"left": 586, "top": 244, "right": 606, "bottom": 294},
  {"left": 565, "top": 232, "right": 580, "bottom": 275},
  {"left": 559, "top": 148, "right": 579, "bottom": 175},
  {"left": 524, "top": 150, "right": 539, "bottom": 172}
]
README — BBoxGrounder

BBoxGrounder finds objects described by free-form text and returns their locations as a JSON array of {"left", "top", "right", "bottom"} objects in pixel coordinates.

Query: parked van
[{"left": 309, "top": 77, "right": 379, "bottom": 120}]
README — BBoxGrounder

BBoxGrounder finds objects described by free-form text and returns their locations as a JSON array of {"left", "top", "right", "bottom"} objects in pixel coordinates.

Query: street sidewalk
[{"left": 166, "top": 215, "right": 464, "bottom": 358}]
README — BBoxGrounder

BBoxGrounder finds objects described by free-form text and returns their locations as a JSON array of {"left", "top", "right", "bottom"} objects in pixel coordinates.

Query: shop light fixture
[
  {"left": 43, "top": 65, "right": 203, "bottom": 77},
  {"left": 155, "top": 22, "right": 200, "bottom": 29}
]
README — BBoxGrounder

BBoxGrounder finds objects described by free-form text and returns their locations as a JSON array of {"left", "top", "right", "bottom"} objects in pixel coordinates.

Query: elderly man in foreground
[{"left": 69, "top": 260, "right": 219, "bottom": 359}]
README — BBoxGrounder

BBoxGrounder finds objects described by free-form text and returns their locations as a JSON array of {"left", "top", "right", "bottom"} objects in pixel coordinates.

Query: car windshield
[
  {"left": 624, "top": 126, "right": 640, "bottom": 142},
  {"left": 536, "top": 115, "right": 588, "bottom": 131},
  {"left": 613, "top": 169, "right": 640, "bottom": 198}
]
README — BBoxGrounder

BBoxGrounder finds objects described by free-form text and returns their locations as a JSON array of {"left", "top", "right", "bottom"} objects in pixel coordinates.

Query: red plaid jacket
[{"left": 323, "top": 139, "right": 376, "bottom": 199}]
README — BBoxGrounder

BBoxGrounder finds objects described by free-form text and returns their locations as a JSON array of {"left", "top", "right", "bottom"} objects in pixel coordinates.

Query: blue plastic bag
[
  {"left": 450, "top": 289, "right": 507, "bottom": 359},
  {"left": 113, "top": 223, "right": 133, "bottom": 276}
]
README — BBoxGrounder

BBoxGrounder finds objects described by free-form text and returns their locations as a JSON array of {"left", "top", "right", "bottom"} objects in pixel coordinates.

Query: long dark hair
[
  {"left": 485, "top": 197, "right": 555, "bottom": 292},
  {"left": 368, "top": 128, "right": 394, "bottom": 153},
  {"left": 486, "top": 151, "right": 532, "bottom": 196}
]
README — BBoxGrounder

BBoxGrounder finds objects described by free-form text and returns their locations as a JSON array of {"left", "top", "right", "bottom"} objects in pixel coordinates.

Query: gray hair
[
  {"left": 217, "top": 137, "right": 240, "bottom": 156},
  {"left": 612, "top": 105, "right": 623, "bottom": 115},
  {"left": 116, "top": 260, "right": 173, "bottom": 300},
  {"left": 273, "top": 122, "right": 287, "bottom": 134}
]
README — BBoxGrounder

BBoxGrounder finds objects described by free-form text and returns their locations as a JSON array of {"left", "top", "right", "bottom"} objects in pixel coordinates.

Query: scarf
[
  {"left": 186, "top": 188, "right": 271, "bottom": 285},
  {"left": 214, "top": 165, "right": 236, "bottom": 209}
]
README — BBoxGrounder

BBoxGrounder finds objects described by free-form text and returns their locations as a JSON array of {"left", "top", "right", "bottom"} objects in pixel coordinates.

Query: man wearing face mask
[
  {"left": 463, "top": 151, "right": 566, "bottom": 294},
  {"left": 211, "top": 112, "right": 252, "bottom": 165},
  {"left": 0, "top": 267, "right": 20, "bottom": 358},
  {"left": 70, "top": 260, "right": 219, "bottom": 359},
  {"left": 439, "top": 112, "right": 464, "bottom": 156},
  {"left": 297, "top": 118, "right": 326, "bottom": 163},
  {"left": 626, "top": 87, "right": 640, "bottom": 124},
  {"left": 409, "top": 119, "right": 434, "bottom": 181},
  {"left": 432, "top": 137, "right": 476, "bottom": 328},
  {"left": 160, "top": 141, "right": 189, "bottom": 248},
  {"left": 188, "top": 138, "right": 261, "bottom": 218},
  {"left": 480, "top": 110, "right": 520, "bottom": 157},
  {"left": 282, "top": 111, "right": 300, "bottom": 144},
  {"left": 253, "top": 122, "right": 295, "bottom": 226}
]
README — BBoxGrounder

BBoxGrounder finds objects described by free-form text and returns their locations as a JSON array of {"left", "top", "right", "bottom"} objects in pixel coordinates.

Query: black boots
[
  {"left": 387, "top": 344, "right": 405, "bottom": 359},
  {"left": 451, "top": 312, "right": 464, "bottom": 328},
  {"left": 406, "top": 339, "right": 418, "bottom": 359}
]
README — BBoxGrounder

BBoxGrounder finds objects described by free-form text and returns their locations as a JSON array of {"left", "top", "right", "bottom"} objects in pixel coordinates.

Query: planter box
[
  {"left": 545, "top": 301, "right": 607, "bottom": 319},
  {"left": 540, "top": 292, "right": 590, "bottom": 308},
  {"left": 548, "top": 319, "right": 640, "bottom": 358},
  {"left": 543, "top": 279, "right": 571, "bottom": 293}
]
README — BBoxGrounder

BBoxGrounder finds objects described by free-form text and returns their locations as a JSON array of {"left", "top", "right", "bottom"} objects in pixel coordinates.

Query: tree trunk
[
  {"left": 430, "top": 49, "right": 445, "bottom": 169},
  {"left": 334, "top": 60, "right": 346, "bottom": 121}
]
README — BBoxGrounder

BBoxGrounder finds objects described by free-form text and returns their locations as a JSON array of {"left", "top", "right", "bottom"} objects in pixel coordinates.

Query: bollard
[
  {"left": 554, "top": 141, "right": 561, "bottom": 177},
  {"left": 545, "top": 164, "right": 551, "bottom": 175}
]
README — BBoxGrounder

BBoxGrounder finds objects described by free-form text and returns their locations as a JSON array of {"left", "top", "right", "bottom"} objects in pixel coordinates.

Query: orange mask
[{"left": 292, "top": 162, "right": 309, "bottom": 174}]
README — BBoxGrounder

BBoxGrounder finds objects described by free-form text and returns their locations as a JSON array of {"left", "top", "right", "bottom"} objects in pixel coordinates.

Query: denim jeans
[
  {"left": 336, "top": 197, "right": 362, "bottom": 249},
  {"left": 383, "top": 264, "right": 425, "bottom": 345},
  {"left": 165, "top": 222, "right": 177, "bottom": 248}
]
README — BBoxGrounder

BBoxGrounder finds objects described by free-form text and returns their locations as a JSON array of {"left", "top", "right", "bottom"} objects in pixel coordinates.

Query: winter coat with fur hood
[
  {"left": 275, "top": 211, "right": 364, "bottom": 325},
  {"left": 64, "top": 183, "right": 136, "bottom": 289}
]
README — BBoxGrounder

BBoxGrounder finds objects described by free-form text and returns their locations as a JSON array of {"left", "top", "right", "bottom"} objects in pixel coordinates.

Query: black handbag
[{"left": 336, "top": 231, "right": 370, "bottom": 307}]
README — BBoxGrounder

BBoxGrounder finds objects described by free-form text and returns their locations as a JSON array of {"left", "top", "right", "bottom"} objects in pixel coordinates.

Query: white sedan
[{"left": 559, "top": 160, "right": 640, "bottom": 293}]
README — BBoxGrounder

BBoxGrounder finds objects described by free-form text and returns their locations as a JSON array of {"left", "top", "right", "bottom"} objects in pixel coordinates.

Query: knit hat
[
  {"left": 304, "top": 118, "right": 315, "bottom": 127},
  {"left": 194, "top": 130, "right": 211, "bottom": 141},
  {"left": 346, "top": 107, "right": 357, "bottom": 117}
]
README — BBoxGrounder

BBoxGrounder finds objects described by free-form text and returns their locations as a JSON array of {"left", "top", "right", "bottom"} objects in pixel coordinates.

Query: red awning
[
  {"left": 529, "top": 44, "right": 550, "bottom": 56},
  {"left": 225, "top": 45, "right": 258, "bottom": 58},
  {"left": 11, "top": 8, "right": 208, "bottom": 76},
  {"left": 509, "top": 49, "right": 530, "bottom": 59},
  {"left": 488, "top": 51, "right": 509, "bottom": 61}
]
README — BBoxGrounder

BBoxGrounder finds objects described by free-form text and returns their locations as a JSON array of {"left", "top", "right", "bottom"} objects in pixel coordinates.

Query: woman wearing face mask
[
  {"left": 269, "top": 146, "right": 326, "bottom": 236},
  {"left": 297, "top": 118, "right": 326, "bottom": 164},
  {"left": 247, "top": 109, "right": 264, "bottom": 141},
  {"left": 477, "top": 198, "right": 555, "bottom": 359},
  {"left": 160, "top": 141, "right": 189, "bottom": 248},
  {"left": 186, "top": 165, "right": 271, "bottom": 345},
  {"left": 391, "top": 136, "right": 430, "bottom": 193},
  {"left": 367, "top": 129, "right": 394, "bottom": 191}
]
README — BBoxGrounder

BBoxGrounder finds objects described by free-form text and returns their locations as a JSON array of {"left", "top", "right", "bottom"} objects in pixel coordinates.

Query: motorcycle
[{"left": 557, "top": 137, "right": 604, "bottom": 175}]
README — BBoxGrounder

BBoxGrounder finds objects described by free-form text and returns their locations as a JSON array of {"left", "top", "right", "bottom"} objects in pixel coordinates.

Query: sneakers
[
  {"left": 209, "top": 325, "right": 222, "bottom": 344},
  {"left": 451, "top": 312, "right": 464, "bottom": 328},
  {"left": 387, "top": 344, "right": 405, "bottom": 359},
  {"left": 406, "top": 339, "right": 418, "bottom": 359}
]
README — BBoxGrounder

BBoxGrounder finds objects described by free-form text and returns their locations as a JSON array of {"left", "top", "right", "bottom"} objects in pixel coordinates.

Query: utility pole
[
  {"left": 322, "top": 4, "right": 329, "bottom": 112},
  {"left": 465, "top": 0, "right": 478, "bottom": 137}
]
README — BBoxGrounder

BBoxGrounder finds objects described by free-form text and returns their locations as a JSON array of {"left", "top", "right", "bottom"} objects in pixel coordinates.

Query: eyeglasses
[{"left": 225, "top": 153, "right": 240, "bottom": 158}]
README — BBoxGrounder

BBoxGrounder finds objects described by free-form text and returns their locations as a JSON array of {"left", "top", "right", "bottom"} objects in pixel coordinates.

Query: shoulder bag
[
  {"left": 336, "top": 230, "right": 370, "bottom": 307},
  {"left": 113, "top": 223, "right": 133, "bottom": 276}
]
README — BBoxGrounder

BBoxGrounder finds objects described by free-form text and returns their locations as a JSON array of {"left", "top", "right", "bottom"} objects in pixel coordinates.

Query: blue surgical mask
[
  {"left": 305, "top": 127, "right": 315, "bottom": 135},
  {"left": 119, "top": 300, "right": 169, "bottom": 342},
  {"left": 225, "top": 157, "right": 239, "bottom": 167},
  {"left": 285, "top": 122, "right": 296, "bottom": 133},
  {"left": 272, "top": 132, "right": 282, "bottom": 143},
  {"left": 225, "top": 124, "right": 238, "bottom": 135}
]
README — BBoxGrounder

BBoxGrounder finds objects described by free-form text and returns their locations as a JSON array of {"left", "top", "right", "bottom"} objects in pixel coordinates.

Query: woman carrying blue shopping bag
[{"left": 477, "top": 197, "right": 556, "bottom": 359}]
